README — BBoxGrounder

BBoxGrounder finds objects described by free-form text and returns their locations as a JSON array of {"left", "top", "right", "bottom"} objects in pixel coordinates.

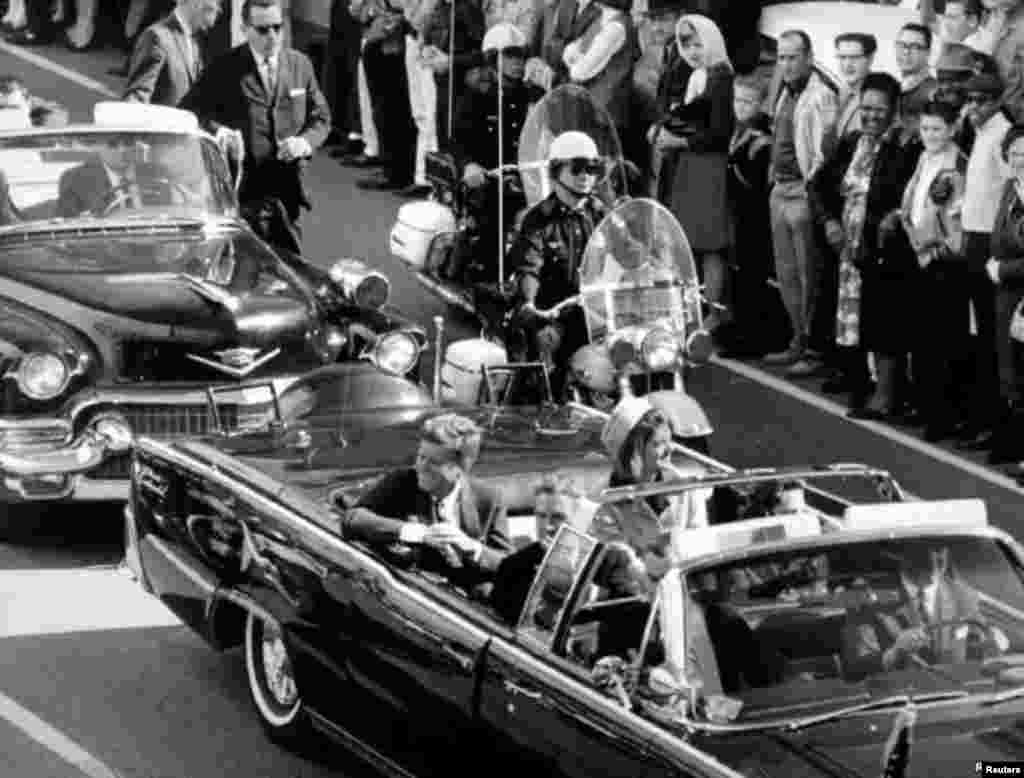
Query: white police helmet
[
  {"left": 482, "top": 23, "right": 526, "bottom": 53},
  {"left": 547, "top": 131, "right": 600, "bottom": 163}
]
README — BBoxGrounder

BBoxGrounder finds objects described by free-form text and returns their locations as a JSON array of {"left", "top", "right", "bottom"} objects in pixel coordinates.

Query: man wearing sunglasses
[
  {"left": 508, "top": 130, "right": 608, "bottom": 402},
  {"left": 181, "top": 0, "right": 330, "bottom": 246}
]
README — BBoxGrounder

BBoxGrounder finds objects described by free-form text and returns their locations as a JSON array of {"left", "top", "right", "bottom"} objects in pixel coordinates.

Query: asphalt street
[{"left": 2, "top": 35, "right": 1024, "bottom": 778}]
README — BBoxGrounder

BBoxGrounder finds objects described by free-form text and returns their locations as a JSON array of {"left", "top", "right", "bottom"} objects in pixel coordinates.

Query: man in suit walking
[
  {"left": 180, "top": 0, "right": 330, "bottom": 240},
  {"left": 343, "top": 413, "right": 512, "bottom": 590},
  {"left": 124, "top": 0, "right": 223, "bottom": 106}
]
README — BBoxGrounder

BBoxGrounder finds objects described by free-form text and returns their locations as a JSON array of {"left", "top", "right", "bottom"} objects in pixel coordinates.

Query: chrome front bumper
[{"left": 0, "top": 417, "right": 133, "bottom": 502}]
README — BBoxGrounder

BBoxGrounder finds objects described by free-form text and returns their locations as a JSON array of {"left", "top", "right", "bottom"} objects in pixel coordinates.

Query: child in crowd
[{"left": 720, "top": 74, "right": 788, "bottom": 357}]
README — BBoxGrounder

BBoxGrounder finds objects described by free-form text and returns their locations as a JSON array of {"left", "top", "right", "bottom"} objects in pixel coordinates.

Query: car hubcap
[{"left": 260, "top": 622, "right": 297, "bottom": 707}]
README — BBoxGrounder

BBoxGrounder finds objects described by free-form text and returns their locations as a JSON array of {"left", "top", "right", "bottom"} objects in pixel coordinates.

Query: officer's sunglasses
[
  {"left": 252, "top": 22, "right": 283, "bottom": 34},
  {"left": 495, "top": 46, "right": 527, "bottom": 59},
  {"left": 566, "top": 157, "right": 604, "bottom": 176}
]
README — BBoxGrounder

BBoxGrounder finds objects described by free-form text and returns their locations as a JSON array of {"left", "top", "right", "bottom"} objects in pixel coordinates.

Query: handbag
[{"left": 1010, "top": 299, "right": 1024, "bottom": 344}]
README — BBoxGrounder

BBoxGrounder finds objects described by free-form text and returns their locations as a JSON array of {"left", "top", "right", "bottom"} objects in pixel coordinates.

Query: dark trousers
[
  {"left": 912, "top": 258, "right": 970, "bottom": 428},
  {"left": 363, "top": 39, "right": 415, "bottom": 185},
  {"left": 324, "top": 0, "right": 361, "bottom": 137},
  {"left": 810, "top": 225, "right": 840, "bottom": 363},
  {"left": 963, "top": 231, "right": 1005, "bottom": 430}
]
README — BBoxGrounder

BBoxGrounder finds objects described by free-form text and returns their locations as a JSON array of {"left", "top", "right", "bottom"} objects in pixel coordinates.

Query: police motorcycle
[{"left": 392, "top": 64, "right": 711, "bottom": 437}]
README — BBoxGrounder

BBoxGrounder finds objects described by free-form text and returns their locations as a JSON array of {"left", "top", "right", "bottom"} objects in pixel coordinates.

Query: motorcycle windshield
[
  {"left": 577, "top": 198, "right": 702, "bottom": 343},
  {"left": 517, "top": 84, "right": 625, "bottom": 207}
]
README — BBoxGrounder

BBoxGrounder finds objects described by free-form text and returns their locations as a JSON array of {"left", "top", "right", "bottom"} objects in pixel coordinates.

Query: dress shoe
[
  {"left": 340, "top": 153, "right": 383, "bottom": 168},
  {"left": 786, "top": 357, "right": 823, "bottom": 378},
  {"left": 763, "top": 347, "right": 803, "bottom": 366},
  {"left": 847, "top": 407, "right": 887, "bottom": 421},
  {"left": 956, "top": 429, "right": 996, "bottom": 451},
  {"left": 397, "top": 183, "right": 432, "bottom": 198},
  {"left": 7, "top": 27, "right": 54, "bottom": 44},
  {"left": 356, "top": 174, "right": 409, "bottom": 191}
]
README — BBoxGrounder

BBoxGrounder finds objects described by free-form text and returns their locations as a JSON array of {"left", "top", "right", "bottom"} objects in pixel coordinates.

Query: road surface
[{"left": 0, "top": 35, "right": 1021, "bottom": 778}]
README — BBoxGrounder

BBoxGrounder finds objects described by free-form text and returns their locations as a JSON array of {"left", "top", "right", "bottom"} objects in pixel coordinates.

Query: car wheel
[{"left": 244, "top": 610, "right": 310, "bottom": 744}]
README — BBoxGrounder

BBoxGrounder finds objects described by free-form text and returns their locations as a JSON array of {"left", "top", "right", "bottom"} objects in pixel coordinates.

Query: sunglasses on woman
[{"left": 566, "top": 157, "right": 604, "bottom": 176}]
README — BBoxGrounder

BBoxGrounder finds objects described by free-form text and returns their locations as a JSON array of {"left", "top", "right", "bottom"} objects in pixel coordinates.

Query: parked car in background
[{"left": 0, "top": 102, "right": 425, "bottom": 510}]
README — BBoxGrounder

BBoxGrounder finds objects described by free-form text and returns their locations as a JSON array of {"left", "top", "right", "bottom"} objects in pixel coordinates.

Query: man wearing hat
[
  {"left": 961, "top": 0, "right": 1024, "bottom": 120},
  {"left": 957, "top": 68, "right": 1014, "bottom": 451},
  {"left": 448, "top": 23, "right": 542, "bottom": 275},
  {"left": 934, "top": 42, "right": 984, "bottom": 152}
]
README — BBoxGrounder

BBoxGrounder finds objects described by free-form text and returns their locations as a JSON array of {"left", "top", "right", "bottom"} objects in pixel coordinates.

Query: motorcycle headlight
[
  {"left": 329, "top": 258, "right": 391, "bottom": 309},
  {"left": 641, "top": 328, "right": 679, "bottom": 371},
  {"left": 16, "top": 352, "right": 70, "bottom": 401},
  {"left": 372, "top": 331, "right": 420, "bottom": 375}
]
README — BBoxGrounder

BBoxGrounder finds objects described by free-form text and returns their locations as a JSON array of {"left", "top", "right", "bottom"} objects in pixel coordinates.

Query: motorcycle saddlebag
[{"left": 389, "top": 199, "right": 457, "bottom": 270}]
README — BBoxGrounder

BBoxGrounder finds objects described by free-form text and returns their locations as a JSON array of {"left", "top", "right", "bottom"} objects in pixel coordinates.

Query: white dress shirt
[
  {"left": 434, "top": 478, "right": 462, "bottom": 527},
  {"left": 250, "top": 45, "right": 278, "bottom": 94},
  {"left": 962, "top": 110, "right": 1012, "bottom": 233},
  {"left": 565, "top": 7, "right": 626, "bottom": 83}
]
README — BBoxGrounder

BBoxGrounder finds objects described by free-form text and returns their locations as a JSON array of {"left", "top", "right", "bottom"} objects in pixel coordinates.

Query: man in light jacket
[{"left": 764, "top": 29, "right": 837, "bottom": 377}]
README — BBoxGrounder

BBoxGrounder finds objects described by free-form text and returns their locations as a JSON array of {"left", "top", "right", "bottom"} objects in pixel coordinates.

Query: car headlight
[
  {"left": 16, "top": 352, "right": 70, "bottom": 401},
  {"left": 372, "top": 331, "right": 420, "bottom": 375},
  {"left": 329, "top": 258, "right": 391, "bottom": 309},
  {"left": 641, "top": 328, "right": 679, "bottom": 370}
]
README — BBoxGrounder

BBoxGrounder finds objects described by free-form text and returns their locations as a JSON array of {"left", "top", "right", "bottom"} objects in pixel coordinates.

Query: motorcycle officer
[
  {"left": 507, "top": 130, "right": 609, "bottom": 401},
  {"left": 450, "top": 22, "right": 543, "bottom": 277}
]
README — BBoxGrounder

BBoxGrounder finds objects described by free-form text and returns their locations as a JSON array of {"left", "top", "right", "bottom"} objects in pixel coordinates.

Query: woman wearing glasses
[{"left": 648, "top": 14, "right": 735, "bottom": 338}]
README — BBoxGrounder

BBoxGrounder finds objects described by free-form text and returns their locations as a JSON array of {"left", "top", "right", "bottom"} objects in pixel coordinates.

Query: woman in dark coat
[
  {"left": 648, "top": 13, "right": 734, "bottom": 333},
  {"left": 810, "top": 72, "right": 922, "bottom": 418},
  {"left": 987, "top": 125, "right": 1024, "bottom": 466}
]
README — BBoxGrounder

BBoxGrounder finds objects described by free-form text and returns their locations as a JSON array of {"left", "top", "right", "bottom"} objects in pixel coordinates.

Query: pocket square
[{"left": 289, "top": 88, "right": 306, "bottom": 98}]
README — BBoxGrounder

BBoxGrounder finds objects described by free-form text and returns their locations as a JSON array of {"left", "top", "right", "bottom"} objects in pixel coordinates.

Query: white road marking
[
  {"left": 0, "top": 568, "right": 180, "bottom": 638},
  {"left": 0, "top": 40, "right": 117, "bottom": 98},
  {"left": 712, "top": 355, "right": 1024, "bottom": 497},
  {"left": 0, "top": 690, "right": 122, "bottom": 778}
]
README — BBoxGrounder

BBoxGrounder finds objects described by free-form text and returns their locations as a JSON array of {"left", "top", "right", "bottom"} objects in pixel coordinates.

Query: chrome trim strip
[
  {"left": 305, "top": 709, "right": 419, "bottom": 778},
  {"left": 186, "top": 347, "right": 282, "bottom": 379},
  {"left": 135, "top": 436, "right": 740, "bottom": 777},
  {"left": 147, "top": 534, "right": 218, "bottom": 594}
]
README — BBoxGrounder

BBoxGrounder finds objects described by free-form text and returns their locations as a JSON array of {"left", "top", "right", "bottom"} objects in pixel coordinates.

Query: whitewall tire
[{"left": 244, "top": 610, "right": 309, "bottom": 743}]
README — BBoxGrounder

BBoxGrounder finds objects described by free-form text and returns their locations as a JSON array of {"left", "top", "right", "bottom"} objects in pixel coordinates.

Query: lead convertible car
[
  {"left": 0, "top": 101, "right": 424, "bottom": 506},
  {"left": 124, "top": 390, "right": 1024, "bottom": 777}
]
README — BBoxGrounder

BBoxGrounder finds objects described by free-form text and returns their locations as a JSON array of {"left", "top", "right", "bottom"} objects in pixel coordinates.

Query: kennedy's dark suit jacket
[
  {"left": 180, "top": 44, "right": 331, "bottom": 219},
  {"left": 56, "top": 158, "right": 175, "bottom": 218},
  {"left": 344, "top": 468, "right": 512, "bottom": 586},
  {"left": 124, "top": 12, "right": 203, "bottom": 107}
]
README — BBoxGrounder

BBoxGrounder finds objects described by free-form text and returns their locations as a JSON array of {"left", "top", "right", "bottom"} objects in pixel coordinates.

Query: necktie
[
  {"left": 263, "top": 55, "right": 276, "bottom": 96},
  {"left": 190, "top": 35, "right": 203, "bottom": 78}
]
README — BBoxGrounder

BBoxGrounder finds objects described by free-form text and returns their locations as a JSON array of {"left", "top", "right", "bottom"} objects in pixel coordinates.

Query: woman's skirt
[{"left": 661, "top": 150, "right": 732, "bottom": 254}]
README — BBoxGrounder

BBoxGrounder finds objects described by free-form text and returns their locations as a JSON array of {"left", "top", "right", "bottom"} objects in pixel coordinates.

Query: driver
[
  {"left": 841, "top": 544, "right": 999, "bottom": 679},
  {"left": 507, "top": 130, "right": 609, "bottom": 402},
  {"left": 342, "top": 413, "right": 512, "bottom": 591},
  {"left": 56, "top": 136, "right": 175, "bottom": 217}
]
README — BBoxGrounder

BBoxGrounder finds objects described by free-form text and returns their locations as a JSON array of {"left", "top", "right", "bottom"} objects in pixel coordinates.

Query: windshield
[
  {"left": 0, "top": 229, "right": 287, "bottom": 283},
  {"left": 0, "top": 131, "right": 235, "bottom": 227},
  {"left": 672, "top": 535, "right": 1024, "bottom": 723}
]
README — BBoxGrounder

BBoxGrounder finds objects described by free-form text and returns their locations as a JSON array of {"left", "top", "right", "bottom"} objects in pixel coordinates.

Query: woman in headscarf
[
  {"left": 592, "top": 396, "right": 712, "bottom": 593},
  {"left": 649, "top": 13, "right": 734, "bottom": 336}
]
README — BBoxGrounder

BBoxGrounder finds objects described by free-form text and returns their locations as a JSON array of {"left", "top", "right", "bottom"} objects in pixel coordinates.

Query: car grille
[
  {"left": 0, "top": 423, "right": 71, "bottom": 453},
  {"left": 119, "top": 403, "right": 239, "bottom": 438}
]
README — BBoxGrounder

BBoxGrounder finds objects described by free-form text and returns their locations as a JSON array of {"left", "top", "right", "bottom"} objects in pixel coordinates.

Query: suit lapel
[
  {"left": 458, "top": 480, "right": 481, "bottom": 538},
  {"left": 242, "top": 46, "right": 271, "bottom": 105},
  {"left": 571, "top": 0, "right": 600, "bottom": 40},
  {"left": 168, "top": 15, "right": 197, "bottom": 82}
]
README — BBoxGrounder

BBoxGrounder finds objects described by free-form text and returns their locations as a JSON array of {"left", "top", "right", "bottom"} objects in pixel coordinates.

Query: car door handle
[
  {"left": 441, "top": 643, "right": 475, "bottom": 673},
  {"left": 503, "top": 680, "right": 545, "bottom": 701}
]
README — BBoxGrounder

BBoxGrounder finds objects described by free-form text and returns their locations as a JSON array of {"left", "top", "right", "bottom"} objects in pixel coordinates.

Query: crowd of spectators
[{"left": 311, "top": 0, "right": 1024, "bottom": 472}]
